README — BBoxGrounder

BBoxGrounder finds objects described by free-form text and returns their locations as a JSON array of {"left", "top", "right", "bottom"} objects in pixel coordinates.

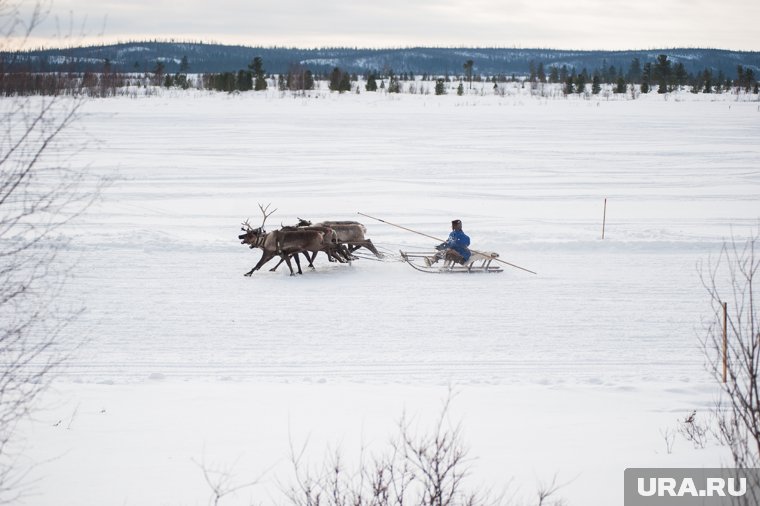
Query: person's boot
[{"left": 424, "top": 255, "right": 439, "bottom": 267}]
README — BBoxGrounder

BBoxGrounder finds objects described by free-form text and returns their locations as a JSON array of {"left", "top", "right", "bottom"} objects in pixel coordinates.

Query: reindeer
[
  {"left": 267, "top": 221, "right": 351, "bottom": 272},
  {"left": 311, "top": 220, "right": 383, "bottom": 258},
  {"left": 238, "top": 204, "right": 341, "bottom": 277}
]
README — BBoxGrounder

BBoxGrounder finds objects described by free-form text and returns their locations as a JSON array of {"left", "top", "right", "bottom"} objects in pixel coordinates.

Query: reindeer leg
[
  {"left": 269, "top": 257, "right": 286, "bottom": 272},
  {"left": 294, "top": 253, "right": 303, "bottom": 274},
  {"left": 282, "top": 254, "right": 296, "bottom": 276},
  {"left": 340, "top": 245, "right": 354, "bottom": 261},
  {"left": 329, "top": 247, "right": 347, "bottom": 263},
  {"left": 245, "top": 252, "right": 275, "bottom": 277},
  {"left": 362, "top": 239, "right": 383, "bottom": 258},
  {"left": 336, "top": 244, "right": 356, "bottom": 261},
  {"left": 301, "top": 251, "right": 315, "bottom": 269}
]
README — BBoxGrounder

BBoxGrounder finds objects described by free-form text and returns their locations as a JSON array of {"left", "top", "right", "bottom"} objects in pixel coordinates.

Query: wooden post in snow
[
  {"left": 602, "top": 198, "right": 607, "bottom": 240},
  {"left": 723, "top": 302, "right": 728, "bottom": 383}
]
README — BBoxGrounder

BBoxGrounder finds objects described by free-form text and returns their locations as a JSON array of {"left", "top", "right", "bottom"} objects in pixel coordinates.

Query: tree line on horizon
[{"left": 0, "top": 53, "right": 757, "bottom": 97}]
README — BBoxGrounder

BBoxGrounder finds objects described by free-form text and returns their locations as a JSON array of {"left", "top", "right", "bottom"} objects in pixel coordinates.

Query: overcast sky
[{"left": 22, "top": 0, "right": 760, "bottom": 50}]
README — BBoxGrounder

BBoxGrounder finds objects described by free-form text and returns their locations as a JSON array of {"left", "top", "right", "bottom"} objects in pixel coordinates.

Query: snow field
[{"left": 17, "top": 87, "right": 760, "bottom": 505}]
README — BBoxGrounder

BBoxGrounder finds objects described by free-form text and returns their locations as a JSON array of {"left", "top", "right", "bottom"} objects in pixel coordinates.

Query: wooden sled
[{"left": 399, "top": 250, "right": 503, "bottom": 274}]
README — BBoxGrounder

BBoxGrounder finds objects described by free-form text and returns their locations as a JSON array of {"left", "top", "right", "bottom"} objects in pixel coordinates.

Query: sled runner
[{"left": 399, "top": 250, "right": 503, "bottom": 274}]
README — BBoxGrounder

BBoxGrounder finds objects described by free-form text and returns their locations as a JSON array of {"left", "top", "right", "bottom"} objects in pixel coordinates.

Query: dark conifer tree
[
  {"left": 435, "top": 78, "right": 446, "bottom": 95},
  {"left": 615, "top": 77, "right": 627, "bottom": 94},
  {"left": 238, "top": 70, "right": 253, "bottom": 91},
  {"left": 152, "top": 61, "right": 165, "bottom": 86},
  {"left": 744, "top": 68, "right": 755, "bottom": 92},
  {"left": 172, "top": 73, "right": 187, "bottom": 89},
  {"left": 690, "top": 72, "right": 702, "bottom": 93},
  {"left": 303, "top": 70, "right": 314, "bottom": 90},
  {"left": 549, "top": 66, "right": 559, "bottom": 84},
  {"left": 575, "top": 72, "right": 586, "bottom": 94},
  {"left": 703, "top": 69, "right": 713, "bottom": 93},
  {"left": 736, "top": 65, "right": 745, "bottom": 89},
  {"left": 339, "top": 71, "right": 351, "bottom": 93},
  {"left": 386, "top": 70, "right": 400, "bottom": 93},
  {"left": 674, "top": 62, "right": 688, "bottom": 89},
  {"left": 249, "top": 56, "right": 267, "bottom": 91},
  {"left": 640, "top": 63, "right": 652, "bottom": 93},
  {"left": 654, "top": 54, "right": 671, "bottom": 93},
  {"left": 592, "top": 74, "right": 601, "bottom": 94},
  {"left": 329, "top": 67, "right": 342, "bottom": 91},
  {"left": 537, "top": 62, "right": 546, "bottom": 83},
  {"left": 462, "top": 60, "right": 475, "bottom": 89},
  {"left": 365, "top": 74, "right": 378, "bottom": 91},
  {"left": 564, "top": 75, "right": 574, "bottom": 95}
]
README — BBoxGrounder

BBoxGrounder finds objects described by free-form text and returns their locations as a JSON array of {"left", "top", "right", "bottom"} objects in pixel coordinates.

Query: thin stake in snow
[
  {"left": 602, "top": 197, "right": 607, "bottom": 240},
  {"left": 358, "top": 212, "right": 537, "bottom": 275}
]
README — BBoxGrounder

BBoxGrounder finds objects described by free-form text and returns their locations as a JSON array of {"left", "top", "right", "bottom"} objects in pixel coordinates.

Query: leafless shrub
[
  {"left": 401, "top": 397, "right": 474, "bottom": 506},
  {"left": 282, "top": 396, "right": 552, "bottom": 506},
  {"left": 700, "top": 230, "right": 759, "bottom": 464},
  {"left": 536, "top": 473, "right": 566, "bottom": 506},
  {"left": 195, "top": 456, "right": 263, "bottom": 506},
  {"left": 0, "top": 2, "right": 104, "bottom": 502},
  {"left": 699, "top": 229, "right": 760, "bottom": 504},
  {"left": 677, "top": 410, "right": 709, "bottom": 449},
  {"left": 659, "top": 427, "right": 675, "bottom": 454}
]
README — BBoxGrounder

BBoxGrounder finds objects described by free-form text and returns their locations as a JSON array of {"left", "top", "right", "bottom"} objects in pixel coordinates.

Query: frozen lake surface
[
  {"left": 58, "top": 89, "right": 759, "bottom": 385},
  {"left": 19, "top": 87, "right": 760, "bottom": 505}
]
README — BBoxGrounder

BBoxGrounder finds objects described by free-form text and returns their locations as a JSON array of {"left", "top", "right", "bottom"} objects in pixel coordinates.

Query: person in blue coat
[{"left": 425, "top": 219, "right": 471, "bottom": 266}]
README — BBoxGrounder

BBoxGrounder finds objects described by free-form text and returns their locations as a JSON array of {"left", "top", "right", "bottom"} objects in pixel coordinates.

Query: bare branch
[
  {"left": 0, "top": 5, "right": 105, "bottom": 501},
  {"left": 194, "top": 455, "right": 263, "bottom": 506},
  {"left": 699, "top": 228, "right": 760, "bottom": 487}
]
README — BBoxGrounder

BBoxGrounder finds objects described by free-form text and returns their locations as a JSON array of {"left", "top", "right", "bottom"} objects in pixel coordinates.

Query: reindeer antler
[
  {"left": 258, "top": 203, "right": 277, "bottom": 230},
  {"left": 241, "top": 218, "right": 253, "bottom": 231}
]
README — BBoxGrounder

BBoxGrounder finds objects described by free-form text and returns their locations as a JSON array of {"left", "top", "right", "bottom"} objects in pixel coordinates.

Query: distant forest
[
  {"left": 4, "top": 42, "right": 760, "bottom": 76},
  {"left": 1, "top": 42, "right": 759, "bottom": 96}
]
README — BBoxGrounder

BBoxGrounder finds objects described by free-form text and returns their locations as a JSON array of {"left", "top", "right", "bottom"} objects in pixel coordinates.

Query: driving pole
[{"left": 358, "top": 212, "right": 445, "bottom": 243}]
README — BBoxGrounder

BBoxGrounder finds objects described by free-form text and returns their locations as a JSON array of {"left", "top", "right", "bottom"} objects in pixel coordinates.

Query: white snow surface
[{"left": 17, "top": 86, "right": 760, "bottom": 506}]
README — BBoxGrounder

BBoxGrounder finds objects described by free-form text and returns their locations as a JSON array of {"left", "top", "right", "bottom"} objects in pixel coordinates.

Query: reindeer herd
[{"left": 238, "top": 204, "right": 383, "bottom": 277}]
